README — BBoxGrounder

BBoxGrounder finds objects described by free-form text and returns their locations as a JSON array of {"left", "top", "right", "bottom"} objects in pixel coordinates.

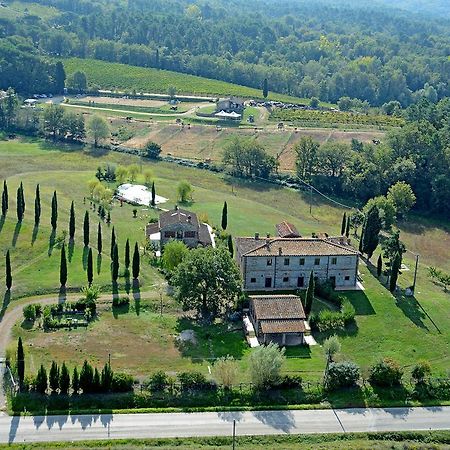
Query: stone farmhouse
[
  {"left": 249, "top": 294, "right": 307, "bottom": 346},
  {"left": 146, "top": 206, "right": 213, "bottom": 249},
  {"left": 235, "top": 234, "right": 359, "bottom": 291}
]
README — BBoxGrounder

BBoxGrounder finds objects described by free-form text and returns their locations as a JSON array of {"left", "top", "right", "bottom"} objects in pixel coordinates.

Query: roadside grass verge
[{"left": 1, "top": 430, "right": 450, "bottom": 449}]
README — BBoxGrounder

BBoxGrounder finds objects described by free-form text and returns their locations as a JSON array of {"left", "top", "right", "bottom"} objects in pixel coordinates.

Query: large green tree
[
  {"left": 83, "top": 211, "right": 89, "bottom": 246},
  {"left": 304, "top": 271, "right": 315, "bottom": 316},
  {"left": 172, "top": 247, "right": 242, "bottom": 320},
  {"left": 162, "top": 240, "right": 188, "bottom": 272}
]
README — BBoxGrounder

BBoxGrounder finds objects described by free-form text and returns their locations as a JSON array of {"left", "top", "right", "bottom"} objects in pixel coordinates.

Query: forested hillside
[{"left": 1, "top": 0, "right": 450, "bottom": 106}]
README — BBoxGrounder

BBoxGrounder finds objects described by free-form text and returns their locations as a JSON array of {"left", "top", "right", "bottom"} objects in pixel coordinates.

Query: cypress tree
[
  {"left": 16, "top": 186, "right": 23, "bottom": 221},
  {"left": 35, "top": 364, "right": 48, "bottom": 394},
  {"left": 93, "top": 367, "right": 101, "bottom": 392},
  {"left": 361, "top": 206, "right": 382, "bottom": 259},
  {"left": 5, "top": 249, "right": 12, "bottom": 290},
  {"left": 49, "top": 361, "right": 60, "bottom": 392},
  {"left": 227, "top": 234, "right": 234, "bottom": 256},
  {"left": 83, "top": 211, "right": 89, "bottom": 246},
  {"left": 106, "top": 211, "right": 111, "bottom": 224},
  {"left": 304, "top": 271, "right": 315, "bottom": 316},
  {"left": 60, "top": 243, "right": 67, "bottom": 286},
  {"left": 358, "top": 220, "right": 365, "bottom": 254},
  {"left": 124, "top": 238, "right": 130, "bottom": 271},
  {"left": 221, "top": 201, "right": 228, "bottom": 230},
  {"left": 341, "top": 212, "right": 347, "bottom": 236},
  {"left": 110, "top": 226, "right": 116, "bottom": 259},
  {"left": 51, "top": 191, "right": 58, "bottom": 230},
  {"left": 101, "top": 362, "right": 113, "bottom": 392},
  {"left": 345, "top": 217, "right": 350, "bottom": 238},
  {"left": 69, "top": 201, "right": 75, "bottom": 240},
  {"left": 151, "top": 181, "right": 156, "bottom": 207},
  {"left": 80, "top": 360, "right": 94, "bottom": 394},
  {"left": 87, "top": 247, "right": 93, "bottom": 285},
  {"left": 34, "top": 184, "right": 41, "bottom": 225},
  {"left": 59, "top": 362, "right": 70, "bottom": 394},
  {"left": 20, "top": 181, "right": 25, "bottom": 214},
  {"left": 389, "top": 252, "right": 401, "bottom": 293},
  {"left": 262, "top": 77, "right": 268, "bottom": 98},
  {"left": 97, "top": 222, "right": 102, "bottom": 254},
  {"left": 1, "top": 180, "right": 8, "bottom": 216},
  {"left": 377, "top": 254, "right": 383, "bottom": 278},
  {"left": 111, "top": 243, "right": 119, "bottom": 282},
  {"left": 17, "top": 337, "right": 25, "bottom": 387},
  {"left": 72, "top": 367, "right": 80, "bottom": 394},
  {"left": 132, "top": 242, "right": 140, "bottom": 279}
]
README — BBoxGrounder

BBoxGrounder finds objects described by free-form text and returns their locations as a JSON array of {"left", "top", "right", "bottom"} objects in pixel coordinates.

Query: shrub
[
  {"left": 112, "top": 373, "right": 134, "bottom": 392},
  {"left": 369, "top": 358, "right": 404, "bottom": 387},
  {"left": 326, "top": 361, "right": 360, "bottom": 391},
  {"left": 112, "top": 296, "right": 130, "bottom": 308},
  {"left": 177, "top": 371, "right": 214, "bottom": 391},
  {"left": 147, "top": 371, "right": 171, "bottom": 392},
  {"left": 249, "top": 342, "right": 286, "bottom": 389},
  {"left": 275, "top": 374, "right": 303, "bottom": 389},
  {"left": 23, "top": 304, "right": 37, "bottom": 321},
  {"left": 311, "top": 309, "right": 344, "bottom": 332},
  {"left": 341, "top": 300, "right": 356, "bottom": 325},
  {"left": 411, "top": 360, "right": 431, "bottom": 384},
  {"left": 214, "top": 356, "right": 239, "bottom": 389}
]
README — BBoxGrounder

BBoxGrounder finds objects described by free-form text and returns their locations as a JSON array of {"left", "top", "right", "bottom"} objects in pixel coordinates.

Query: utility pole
[
  {"left": 160, "top": 290, "right": 163, "bottom": 316},
  {"left": 232, "top": 419, "right": 236, "bottom": 450},
  {"left": 309, "top": 184, "right": 312, "bottom": 215},
  {"left": 412, "top": 254, "right": 419, "bottom": 294}
]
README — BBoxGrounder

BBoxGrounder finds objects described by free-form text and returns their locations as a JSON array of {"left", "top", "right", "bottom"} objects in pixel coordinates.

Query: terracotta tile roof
[
  {"left": 236, "top": 237, "right": 357, "bottom": 257},
  {"left": 276, "top": 221, "right": 301, "bottom": 238},
  {"left": 250, "top": 295, "right": 306, "bottom": 320},
  {"left": 198, "top": 223, "right": 212, "bottom": 246},
  {"left": 146, "top": 222, "right": 159, "bottom": 236},
  {"left": 159, "top": 208, "right": 199, "bottom": 228},
  {"left": 260, "top": 319, "right": 306, "bottom": 334}
]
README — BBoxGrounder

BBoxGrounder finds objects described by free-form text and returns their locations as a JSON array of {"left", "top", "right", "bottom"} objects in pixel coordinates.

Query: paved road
[{"left": 0, "top": 407, "right": 449, "bottom": 443}]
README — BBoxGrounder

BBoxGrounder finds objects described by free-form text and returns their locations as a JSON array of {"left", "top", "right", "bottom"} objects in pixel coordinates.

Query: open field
[
  {"left": 63, "top": 58, "right": 335, "bottom": 106},
  {"left": 1, "top": 138, "right": 449, "bottom": 387},
  {"left": 0, "top": 1, "right": 59, "bottom": 20}
]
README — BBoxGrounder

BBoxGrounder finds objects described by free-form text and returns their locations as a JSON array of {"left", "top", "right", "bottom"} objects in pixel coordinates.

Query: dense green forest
[{"left": 1, "top": 0, "right": 450, "bottom": 105}]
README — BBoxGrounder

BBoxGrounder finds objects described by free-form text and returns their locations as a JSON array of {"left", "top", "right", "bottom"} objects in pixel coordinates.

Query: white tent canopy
[
  {"left": 215, "top": 110, "right": 241, "bottom": 119},
  {"left": 116, "top": 184, "right": 167, "bottom": 207}
]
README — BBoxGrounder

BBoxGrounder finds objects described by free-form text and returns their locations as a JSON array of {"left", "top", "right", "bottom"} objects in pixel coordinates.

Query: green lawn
[{"left": 1, "top": 137, "right": 450, "bottom": 385}]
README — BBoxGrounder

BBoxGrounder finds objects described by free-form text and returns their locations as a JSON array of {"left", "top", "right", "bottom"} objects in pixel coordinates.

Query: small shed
[{"left": 249, "top": 295, "right": 307, "bottom": 346}]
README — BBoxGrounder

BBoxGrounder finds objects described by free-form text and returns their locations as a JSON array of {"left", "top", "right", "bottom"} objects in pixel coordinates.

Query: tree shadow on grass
[
  {"left": 343, "top": 290, "right": 375, "bottom": 316},
  {"left": 48, "top": 229, "right": 56, "bottom": 256},
  {"left": 0, "top": 290, "right": 11, "bottom": 321},
  {"left": 31, "top": 224, "right": 39, "bottom": 246},
  {"left": 85, "top": 146, "right": 109, "bottom": 158},
  {"left": 97, "top": 254, "right": 102, "bottom": 275},
  {"left": 112, "top": 303, "right": 130, "bottom": 319},
  {"left": 396, "top": 293, "right": 441, "bottom": 334},
  {"left": 68, "top": 239, "right": 75, "bottom": 262},
  {"left": 12, "top": 221, "right": 21, "bottom": 247},
  {"left": 0, "top": 215, "right": 4, "bottom": 235},
  {"left": 252, "top": 409, "right": 296, "bottom": 433},
  {"left": 394, "top": 294, "right": 429, "bottom": 331},
  {"left": 82, "top": 246, "right": 89, "bottom": 270}
]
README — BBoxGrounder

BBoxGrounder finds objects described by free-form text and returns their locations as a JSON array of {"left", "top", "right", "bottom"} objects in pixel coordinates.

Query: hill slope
[{"left": 63, "top": 58, "right": 321, "bottom": 104}]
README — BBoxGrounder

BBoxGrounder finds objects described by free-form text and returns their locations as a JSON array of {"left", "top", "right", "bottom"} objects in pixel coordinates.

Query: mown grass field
[
  {"left": 1, "top": 138, "right": 450, "bottom": 385},
  {"left": 63, "top": 58, "right": 334, "bottom": 106}
]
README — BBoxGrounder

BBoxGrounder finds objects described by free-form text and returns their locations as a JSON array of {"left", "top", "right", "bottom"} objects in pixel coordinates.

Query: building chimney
[
  {"left": 266, "top": 233, "right": 270, "bottom": 239},
  {"left": 255, "top": 232, "right": 260, "bottom": 240},
  {"left": 278, "top": 247, "right": 283, "bottom": 256}
]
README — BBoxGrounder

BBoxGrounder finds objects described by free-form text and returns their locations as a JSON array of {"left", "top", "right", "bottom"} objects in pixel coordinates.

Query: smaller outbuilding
[
  {"left": 276, "top": 221, "right": 301, "bottom": 238},
  {"left": 249, "top": 294, "right": 307, "bottom": 346}
]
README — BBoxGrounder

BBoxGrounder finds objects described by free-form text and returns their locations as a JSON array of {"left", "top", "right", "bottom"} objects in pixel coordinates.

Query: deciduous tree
[
  {"left": 172, "top": 247, "right": 242, "bottom": 320},
  {"left": 87, "top": 115, "right": 109, "bottom": 147}
]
